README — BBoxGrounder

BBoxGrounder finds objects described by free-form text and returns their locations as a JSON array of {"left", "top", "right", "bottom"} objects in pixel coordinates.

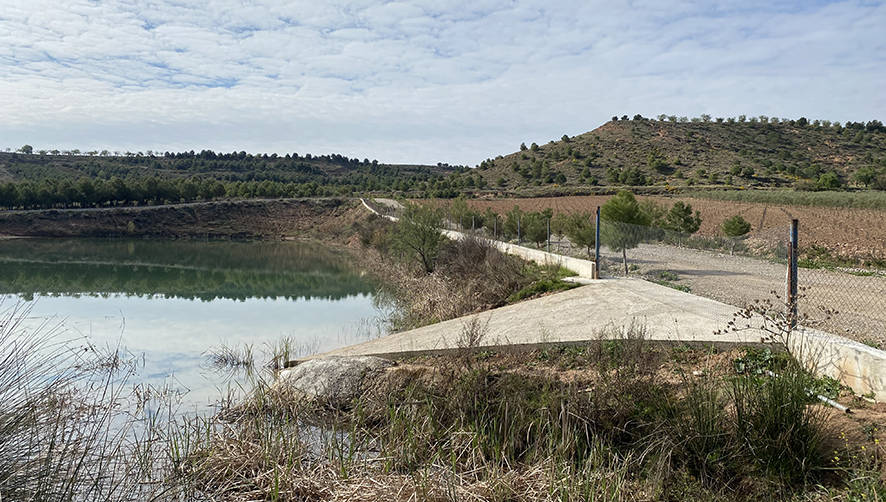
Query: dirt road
[{"left": 595, "top": 242, "right": 886, "bottom": 346}]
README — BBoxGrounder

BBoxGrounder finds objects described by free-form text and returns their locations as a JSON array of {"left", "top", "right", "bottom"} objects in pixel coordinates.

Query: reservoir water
[{"left": 0, "top": 238, "right": 382, "bottom": 409}]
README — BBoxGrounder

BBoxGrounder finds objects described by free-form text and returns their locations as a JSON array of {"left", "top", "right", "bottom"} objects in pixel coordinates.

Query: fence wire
[
  {"left": 594, "top": 217, "right": 886, "bottom": 347},
  {"left": 388, "top": 199, "right": 886, "bottom": 347}
]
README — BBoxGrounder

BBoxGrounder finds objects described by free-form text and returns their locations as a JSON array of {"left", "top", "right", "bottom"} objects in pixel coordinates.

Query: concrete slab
[
  {"left": 310, "top": 278, "right": 886, "bottom": 400},
  {"left": 313, "top": 278, "right": 762, "bottom": 358}
]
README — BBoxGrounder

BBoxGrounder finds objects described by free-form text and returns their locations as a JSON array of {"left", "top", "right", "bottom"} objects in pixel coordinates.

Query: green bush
[{"left": 393, "top": 203, "right": 445, "bottom": 273}]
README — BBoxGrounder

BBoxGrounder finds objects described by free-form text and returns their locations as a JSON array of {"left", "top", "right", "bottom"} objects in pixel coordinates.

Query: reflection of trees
[{"left": 0, "top": 240, "right": 374, "bottom": 301}]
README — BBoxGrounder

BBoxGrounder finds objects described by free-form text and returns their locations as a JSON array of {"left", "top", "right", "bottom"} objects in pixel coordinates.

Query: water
[{"left": 0, "top": 238, "right": 383, "bottom": 409}]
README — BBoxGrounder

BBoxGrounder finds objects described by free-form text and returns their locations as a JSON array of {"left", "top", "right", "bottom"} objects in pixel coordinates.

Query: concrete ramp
[{"left": 311, "top": 278, "right": 886, "bottom": 401}]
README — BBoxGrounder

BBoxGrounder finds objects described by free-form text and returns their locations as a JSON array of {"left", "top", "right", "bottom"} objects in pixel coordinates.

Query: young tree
[
  {"left": 393, "top": 203, "right": 445, "bottom": 273},
  {"left": 601, "top": 191, "right": 652, "bottom": 275},
  {"left": 661, "top": 201, "right": 702, "bottom": 234},
  {"left": 523, "top": 212, "right": 548, "bottom": 248},
  {"left": 482, "top": 208, "right": 500, "bottom": 237},
  {"left": 721, "top": 215, "right": 751, "bottom": 255},
  {"left": 563, "top": 212, "right": 596, "bottom": 257},
  {"left": 502, "top": 205, "right": 524, "bottom": 241},
  {"left": 816, "top": 172, "right": 842, "bottom": 191},
  {"left": 450, "top": 196, "right": 472, "bottom": 229},
  {"left": 550, "top": 212, "right": 567, "bottom": 238},
  {"left": 854, "top": 167, "right": 878, "bottom": 187}
]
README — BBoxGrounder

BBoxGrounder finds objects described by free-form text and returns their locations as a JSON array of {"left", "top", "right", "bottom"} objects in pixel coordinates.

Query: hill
[
  {"left": 0, "top": 150, "right": 460, "bottom": 209},
  {"left": 455, "top": 116, "right": 886, "bottom": 193}
]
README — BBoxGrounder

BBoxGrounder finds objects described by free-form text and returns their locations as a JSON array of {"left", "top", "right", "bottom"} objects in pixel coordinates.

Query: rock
[{"left": 276, "top": 356, "right": 394, "bottom": 408}]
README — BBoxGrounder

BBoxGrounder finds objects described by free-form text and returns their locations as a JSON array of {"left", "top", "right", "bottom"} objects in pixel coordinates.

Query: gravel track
[{"left": 594, "top": 242, "right": 886, "bottom": 346}]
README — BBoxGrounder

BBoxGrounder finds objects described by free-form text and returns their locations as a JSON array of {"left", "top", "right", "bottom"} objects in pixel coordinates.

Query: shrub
[
  {"left": 729, "top": 362, "right": 827, "bottom": 484},
  {"left": 562, "top": 212, "right": 597, "bottom": 257},
  {"left": 393, "top": 203, "right": 445, "bottom": 273},
  {"left": 816, "top": 172, "right": 842, "bottom": 190},
  {"left": 721, "top": 215, "right": 751, "bottom": 238},
  {"left": 721, "top": 215, "right": 751, "bottom": 255},
  {"left": 601, "top": 190, "right": 652, "bottom": 274}
]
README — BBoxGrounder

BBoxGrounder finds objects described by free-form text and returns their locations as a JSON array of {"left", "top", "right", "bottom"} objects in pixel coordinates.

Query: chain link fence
[
  {"left": 384, "top": 198, "right": 886, "bottom": 347},
  {"left": 591, "top": 217, "right": 886, "bottom": 347}
]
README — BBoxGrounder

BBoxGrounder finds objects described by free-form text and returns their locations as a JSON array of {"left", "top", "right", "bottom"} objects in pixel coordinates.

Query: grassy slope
[{"left": 463, "top": 118, "right": 886, "bottom": 192}]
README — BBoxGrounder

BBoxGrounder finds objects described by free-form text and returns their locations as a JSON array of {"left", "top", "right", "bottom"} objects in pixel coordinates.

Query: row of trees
[
  {"left": 612, "top": 115, "right": 886, "bottom": 132},
  {"left": 0, "top": 177, "right": 346, "bottom": 210},
  {"left": 392, "top": 192, "right": 756, "bottom": 277},
  {"left": 442, "top": 193, "right": 755, "bottom": 274}
]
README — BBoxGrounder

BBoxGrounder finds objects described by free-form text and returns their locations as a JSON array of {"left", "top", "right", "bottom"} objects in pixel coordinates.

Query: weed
[
  {"left": 730, "top": 361, "right": 828, "bottom": 484},
  {"left": 507, "top": 277, "right": 577, "bottom": 302}
]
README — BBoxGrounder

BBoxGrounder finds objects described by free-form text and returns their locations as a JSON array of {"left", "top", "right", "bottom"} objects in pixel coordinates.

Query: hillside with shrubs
[{"left": 461, "top": 115, "right": 886, "bottom": 193}]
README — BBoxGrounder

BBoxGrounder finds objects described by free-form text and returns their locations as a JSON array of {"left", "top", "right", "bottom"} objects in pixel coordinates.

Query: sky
[{"left": 1, "top": 0, "right": 884, "bottom": 166}]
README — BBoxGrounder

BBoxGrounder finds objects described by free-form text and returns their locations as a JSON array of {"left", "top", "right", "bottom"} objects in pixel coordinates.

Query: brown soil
[{"left": 0, "top": 197, "right": 357, "bottom": 240}]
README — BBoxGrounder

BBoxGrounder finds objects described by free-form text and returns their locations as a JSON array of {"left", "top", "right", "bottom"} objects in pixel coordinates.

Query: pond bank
[{"left": 0, "top": 197, "right": 353, "bottom": 239}]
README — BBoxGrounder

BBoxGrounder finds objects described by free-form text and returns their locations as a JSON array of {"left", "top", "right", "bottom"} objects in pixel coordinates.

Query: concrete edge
[
  {"left": 287, "top": 338, "right": 781, "bottom": 368},
  {"left": 791, "top": 326, "right": 886, "bottom": 401}
]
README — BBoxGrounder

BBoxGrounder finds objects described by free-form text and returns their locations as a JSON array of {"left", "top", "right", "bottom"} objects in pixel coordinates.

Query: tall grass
[
  {"left": 169, "top": 323, "right": 853, "bottom": 500},
  {"left": 0, "top": 299, "right": 175, "bottom": 501},
  {"left": 371, "top": 233, "right": 559, "bottom": 330}
]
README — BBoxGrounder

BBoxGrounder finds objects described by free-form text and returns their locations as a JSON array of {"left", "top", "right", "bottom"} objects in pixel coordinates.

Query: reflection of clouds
[
  {"left": 2, "top": 1, "right": 883, "bottom": 164},
  {"left": 14, "top": 293, "right": 381, "bottom": 407}
]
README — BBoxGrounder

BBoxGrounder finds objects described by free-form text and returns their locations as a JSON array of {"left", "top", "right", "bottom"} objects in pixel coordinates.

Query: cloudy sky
[{"left": 1, "top": 1, "right": 884, "bottom": 165}]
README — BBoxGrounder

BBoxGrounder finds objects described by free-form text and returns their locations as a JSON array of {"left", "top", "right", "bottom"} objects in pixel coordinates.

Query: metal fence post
[
  {"left": 547, "top": 218, "right": 551, "bottom": 253},
  {"left": 594, "top": 207, "right": 601, "bottom": 279},
  {"left": 493, "top": 217, "right": 497, "bottom": 239},
  {"left": 517, "top": 216, "right": 521, "bottom": 244},
  {"left": 471, "top": 215, "right": 475, "bottom": 232},
  {"left": 787, "top": 219, "right": 799, "bottom": 328}
]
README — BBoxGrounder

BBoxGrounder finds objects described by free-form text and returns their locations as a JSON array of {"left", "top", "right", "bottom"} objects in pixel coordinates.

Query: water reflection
[
  {"left": 0, "top": 238, "right": 382, "bottom": 408},
  {"left": 0, "top": 238, "right": 375, "bottom": 301}
]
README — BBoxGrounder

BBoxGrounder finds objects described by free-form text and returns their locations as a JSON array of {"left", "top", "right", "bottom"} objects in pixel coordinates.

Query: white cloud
[{"left": 0, "top": 0, "right": 883, "bottom": 164}]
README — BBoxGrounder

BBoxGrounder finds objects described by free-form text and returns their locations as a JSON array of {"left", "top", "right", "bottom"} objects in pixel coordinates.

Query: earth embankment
[{"left": 0, "top": 198, "right": 354, "bottom": 239}]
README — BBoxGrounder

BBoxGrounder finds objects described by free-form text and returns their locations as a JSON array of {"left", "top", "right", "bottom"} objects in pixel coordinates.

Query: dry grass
[
  {"left": 366, "top": 233, "right": 538, "bottom": 330},
  {"left": 173, "top": 324, "right": 886, "bottom": 502}
]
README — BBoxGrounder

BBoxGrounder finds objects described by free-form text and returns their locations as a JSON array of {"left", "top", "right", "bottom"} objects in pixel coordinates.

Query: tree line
[
  {"left": 0, "top": 177, "right": 344, "bottom": 210},
  {"left": 433, "top": 193, "right": 753, "bottom": 274},
  {"left": 613, "top": 114, "right": 886, "bottom": 132}
]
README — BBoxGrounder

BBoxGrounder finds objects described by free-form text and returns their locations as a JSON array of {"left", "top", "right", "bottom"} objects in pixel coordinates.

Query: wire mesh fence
[
  {"left": 798, "top": 260, "right": 886, "bottom": 346},
  {"left": 385, "top": 198, "right": 886, "bottom": 347},
  {"left": 592, "top": 217, "right": 886, "bottom": 346}
]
